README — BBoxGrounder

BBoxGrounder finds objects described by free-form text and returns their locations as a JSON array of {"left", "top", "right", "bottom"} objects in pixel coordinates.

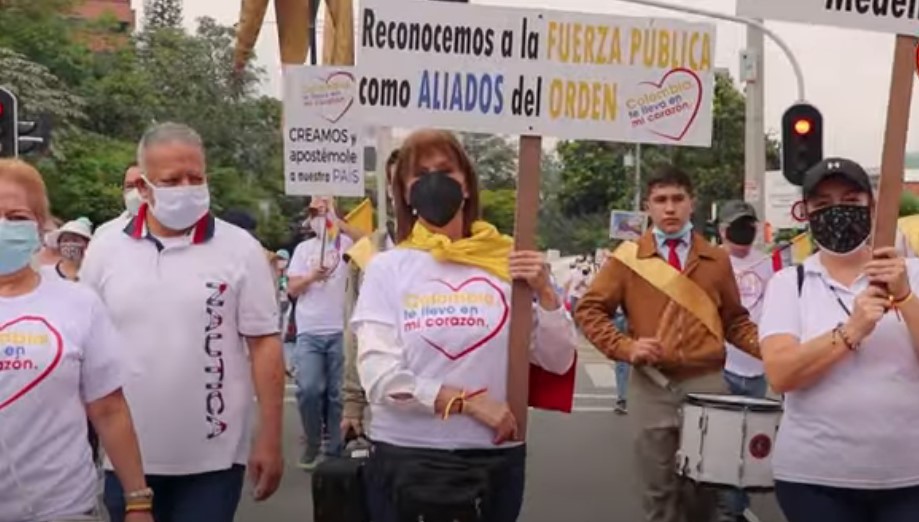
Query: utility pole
[
  {"left": 623, "top": 144, "right": 641, "bottom": 211},
  {"left": 376, "top": 127, "right": 393, "bottom": 230},
  {"left": 633, "top": 144, "right": 642, "bottom": 211},
  {"left": 742, "top": 21, "right": 767, "bottom": 246}
]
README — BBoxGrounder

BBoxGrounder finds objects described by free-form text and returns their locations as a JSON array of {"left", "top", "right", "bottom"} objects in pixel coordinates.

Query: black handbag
[
  {"left": 312, "top": 436, "right": 371, "bottom": 522},
  {"left": 375, "top": 444, "right": 503, "bottom": 522}
]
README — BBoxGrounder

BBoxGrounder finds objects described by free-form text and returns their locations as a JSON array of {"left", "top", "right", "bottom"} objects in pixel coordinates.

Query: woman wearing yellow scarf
[{"left": 350, "top": 129, "right": 578, "bottom": 521}]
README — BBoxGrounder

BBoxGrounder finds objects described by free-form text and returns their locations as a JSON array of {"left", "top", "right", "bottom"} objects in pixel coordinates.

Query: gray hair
[{"left": 136, "top": 122, "right": 204, "bottom": 174}]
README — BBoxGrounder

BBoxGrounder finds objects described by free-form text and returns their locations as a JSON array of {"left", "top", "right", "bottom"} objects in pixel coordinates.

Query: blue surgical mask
[
  {"left": 653, "top": 221, "right": 693, "bottom": 241},
  {"left": 0, "top": 219, "right": 40, "bottom": 275}
]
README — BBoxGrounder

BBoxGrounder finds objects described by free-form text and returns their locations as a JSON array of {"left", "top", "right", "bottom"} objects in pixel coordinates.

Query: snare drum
[{"left": 675, "top": 393, "right": 783, "bottom": 490}]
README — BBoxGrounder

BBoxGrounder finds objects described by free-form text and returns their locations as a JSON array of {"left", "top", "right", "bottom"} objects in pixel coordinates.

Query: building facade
[{"left": 71, "top": 0, "right": 135, "bottom": 50}]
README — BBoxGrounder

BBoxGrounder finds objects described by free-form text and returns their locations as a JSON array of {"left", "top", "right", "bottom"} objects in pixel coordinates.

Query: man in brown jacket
[
  {"left": 340, "top": 148, "right": 398, "bottom": 438},
  {"left": 575, "top": 166, "right": 760, "bottom": 522}
]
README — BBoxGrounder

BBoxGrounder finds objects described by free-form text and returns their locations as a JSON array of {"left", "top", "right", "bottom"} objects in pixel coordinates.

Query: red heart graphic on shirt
[
  {"left": 419, "top": 277, "right": 510, "bottom": 361},
  {"left": 636, "top": 67, "right": 703, "bottom": 142},
  {"left": 0, "top": 316, "right": 64, "bottom": 412}
]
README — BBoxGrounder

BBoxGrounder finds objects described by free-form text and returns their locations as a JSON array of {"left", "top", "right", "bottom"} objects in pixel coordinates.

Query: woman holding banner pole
[
  {"left": 759, "top": 158, "right": 919, "bottom": 521},
  {"left": 352, "top": 129, "right": 577, "bottom": 521}
]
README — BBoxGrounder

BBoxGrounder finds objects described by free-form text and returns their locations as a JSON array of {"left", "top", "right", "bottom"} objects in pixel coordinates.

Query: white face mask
[
  {"left": 124, "top": 188, "right": 143, "bottom": 216},
  {"left": 143, "top": 177, "right": 211, "bottom": 231}
]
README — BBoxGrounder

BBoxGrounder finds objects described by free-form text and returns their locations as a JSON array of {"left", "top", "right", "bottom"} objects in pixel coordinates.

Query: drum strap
[{"left": 612, "top": 241, "right": 723, "bottom": 342}]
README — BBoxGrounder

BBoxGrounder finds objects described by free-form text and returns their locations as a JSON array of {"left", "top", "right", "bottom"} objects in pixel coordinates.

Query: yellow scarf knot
[{"left": 400, "top": 220, "right": 513, "bottom": 281}]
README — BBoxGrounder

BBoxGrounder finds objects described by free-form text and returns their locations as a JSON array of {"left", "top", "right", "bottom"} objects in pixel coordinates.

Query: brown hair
[
  {"left": 645, "top": 165, "right": 695, "bottom": 198},
  {"left": 0, "top": 159, "right": 50, "bottom": 225},
  {"left": 392, "top": 129, "right": 481, "bottom": 242}
]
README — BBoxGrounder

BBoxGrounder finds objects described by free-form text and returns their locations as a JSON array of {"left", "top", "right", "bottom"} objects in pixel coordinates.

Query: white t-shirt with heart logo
[
  {"left": 289, "top": 235, "right": 354, "bottom": 335},
  {"left": 725, "top": 251, "right": 774, "bottom": 378},
  {"left": 351, "top": 248, "right": 578, "bottom": 450},
  {"left": 0, "top": 275, "right": 126, "bottom": 522}
]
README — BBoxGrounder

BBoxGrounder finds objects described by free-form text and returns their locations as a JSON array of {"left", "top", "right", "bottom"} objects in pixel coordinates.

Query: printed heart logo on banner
[
  {"left": 421, "top": 277, "right": 509, "bottom": 361},
  {"left": 0, "top": 316, "right": 63, "bottom": 412},
  {"left": 637, "top": 67, "right": 703, "bottom": 142},
  {"left": 318, "top": 70, "right": 355, "bottom": 124}
]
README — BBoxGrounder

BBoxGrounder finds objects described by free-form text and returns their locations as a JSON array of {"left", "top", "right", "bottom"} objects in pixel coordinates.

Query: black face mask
[
  {"left": 410, "top": 171, "right": 464, "bottom": 227},
  {"left": 808, "top": 204, "right": 871, "bottom": 254},
  {"left": 725, "top": 219, "right": 756, "bottom": 246}
]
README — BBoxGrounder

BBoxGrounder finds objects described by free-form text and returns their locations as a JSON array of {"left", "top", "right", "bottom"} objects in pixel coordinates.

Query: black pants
[
  {"left": 365, "top": 442, "right": 527, "bottom": 522},
  {"left": 775, "top": 480, "right": 919, "bottom": 522}
]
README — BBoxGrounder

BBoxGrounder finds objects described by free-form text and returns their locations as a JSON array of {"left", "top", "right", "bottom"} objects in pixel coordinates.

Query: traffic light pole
[{"left": 743, "top": 22, "right": 766, "bottom": 247}]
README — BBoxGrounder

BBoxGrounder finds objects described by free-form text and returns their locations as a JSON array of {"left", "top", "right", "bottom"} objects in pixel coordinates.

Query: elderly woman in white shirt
[
  {"left": 351, "top": 129, "right": 578, "bottom": 522},
  {"left": 0, "top": 159, "right": 152, "bottom": 522},
  {"left": 759, "top": 157, "right": 919, "bottom": 522}
]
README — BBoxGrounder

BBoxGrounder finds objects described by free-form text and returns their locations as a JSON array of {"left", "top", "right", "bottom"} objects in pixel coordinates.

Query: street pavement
[{"left": 236, "top": 347, "right": 787, "bottom": 522}]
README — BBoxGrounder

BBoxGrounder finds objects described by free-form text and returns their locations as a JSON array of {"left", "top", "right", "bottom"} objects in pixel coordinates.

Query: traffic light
[
  {"left": 17, "top": 118, "right": 50, "bottom": 156},
  {"left": 781, "top": 102, "right": 823, "bottom": 185},
  {"left": 0, "top": 87, "right": 18, "bottom": 158}
]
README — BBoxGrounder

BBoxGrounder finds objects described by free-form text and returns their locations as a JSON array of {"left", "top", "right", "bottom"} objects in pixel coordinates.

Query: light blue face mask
[
  {"left": 653, "top": 221, "right": 693, "bottom": 241},
  {"left": 0, "top": 219, "right": 40, "bottom": 275}
]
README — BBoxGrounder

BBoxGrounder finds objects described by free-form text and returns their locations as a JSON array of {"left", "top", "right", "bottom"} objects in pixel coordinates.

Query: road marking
[
  {"left": 574, "top": 393, "right": 616, "bottom": 399},
  {"left": 583, "top": 363, "right": 617, "bottom": 388},
  {"left": 571, "top": 406, "right": 616, "bottom": 412},
  {"left": 743, "top": 509, "right": 761, "bottom": 522}
]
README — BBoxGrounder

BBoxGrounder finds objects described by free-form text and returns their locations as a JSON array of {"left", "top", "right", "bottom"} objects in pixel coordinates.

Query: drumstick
[{"left": 641, "top": 366, "right": 681, "bottom": 395}]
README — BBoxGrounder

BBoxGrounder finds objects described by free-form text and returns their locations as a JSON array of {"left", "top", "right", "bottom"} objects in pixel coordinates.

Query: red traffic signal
[
  {"left": 793, "top": 118, "right": 812, "bottom": 136},
  {"left": 781, "top": 103, "right": 823, "bottom": 186},
  {"left": 0, "top": 87, "right": 18, "bottom": 158}
]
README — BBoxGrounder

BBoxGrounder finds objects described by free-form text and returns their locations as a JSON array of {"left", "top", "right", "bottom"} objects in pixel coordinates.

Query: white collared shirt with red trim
[{"left": 79, "top": 204, "right": 280, "bottom": 475}]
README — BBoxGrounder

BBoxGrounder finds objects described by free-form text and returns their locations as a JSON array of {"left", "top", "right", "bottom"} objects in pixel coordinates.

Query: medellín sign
[
  {"left": 737, "top": 0, "right": 919, "bottom": 250},
  {"left": 736, "top": 0, "right": 919, "bottom": 35}
]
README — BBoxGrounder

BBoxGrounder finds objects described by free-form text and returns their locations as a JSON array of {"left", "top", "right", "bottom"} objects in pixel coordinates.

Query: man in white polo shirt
[{"left": 80, "top": 122, "right": 285, "bottom": 522}]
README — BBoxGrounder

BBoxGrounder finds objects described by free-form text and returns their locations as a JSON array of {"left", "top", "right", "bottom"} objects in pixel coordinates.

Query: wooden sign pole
[
  {"left": 507, "top": 135, "right": 542, "bottom": 440},
  {"left": 872, "top": 35, "right": 917, "bottom": 248}
]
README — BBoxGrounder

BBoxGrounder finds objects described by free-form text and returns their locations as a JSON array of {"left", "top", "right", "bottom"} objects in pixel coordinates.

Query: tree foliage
[
  {"left": 901, "top": 192, "right": 919, "bottom": 217},
  {"left": 460, "top": 132, "right": 517, "bottom": 190},
  {"left": 0, "top": 0, "right": 300, "bottom": 248},
  {"left": 144, "top": 0, "right": 183, "bottom": 30}
]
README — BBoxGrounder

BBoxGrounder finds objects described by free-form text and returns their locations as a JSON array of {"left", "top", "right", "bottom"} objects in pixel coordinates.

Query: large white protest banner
[
  {"left": 283, "top": 66, "right": 364, "bottom": 197},
  {"left": 737, "top": 0, "right": 919, "bottom": 35},
  {"left": 356, "top": 0, "right": 716, "bottom": 146}
]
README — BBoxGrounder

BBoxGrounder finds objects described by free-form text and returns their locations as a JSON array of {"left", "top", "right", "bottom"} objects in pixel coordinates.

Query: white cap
[{"left": 47, "top": 218, "right": 93, "bottom": 248}]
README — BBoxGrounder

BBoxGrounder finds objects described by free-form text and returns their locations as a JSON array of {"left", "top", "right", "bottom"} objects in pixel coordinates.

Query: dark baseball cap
[
  {"left": 718, "top": 200, "right": 757, "bottom": 224},
  {"left": 802, "top": 158, "right": 872, "bottom": 198}
]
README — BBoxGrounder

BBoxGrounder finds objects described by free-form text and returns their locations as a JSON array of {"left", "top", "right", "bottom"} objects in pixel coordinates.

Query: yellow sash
[{"left": 612, "top": 241, "right": 723, "bottom": 341}]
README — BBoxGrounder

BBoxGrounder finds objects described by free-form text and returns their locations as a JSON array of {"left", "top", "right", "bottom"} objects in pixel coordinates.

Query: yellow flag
[
  {"left": 790, "top": 232, "right": 814, "bottom": 264},
  {"left": 345, "top": 198, "right": 374, "bottom": 236}
]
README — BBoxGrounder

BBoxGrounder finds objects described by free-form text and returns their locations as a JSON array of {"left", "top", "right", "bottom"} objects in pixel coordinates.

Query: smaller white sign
[
  {"left": 610, "top": 210, "right": 648, "bottom": 240},
  {"left": 737, "top": 0, "right": 919, "bottom": 36},
  {"left": 764, "top": 170, "right": 803, "bottom": 230},
  {"left": 283, "top": 66, "right": 364, "bottom": 197}
]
